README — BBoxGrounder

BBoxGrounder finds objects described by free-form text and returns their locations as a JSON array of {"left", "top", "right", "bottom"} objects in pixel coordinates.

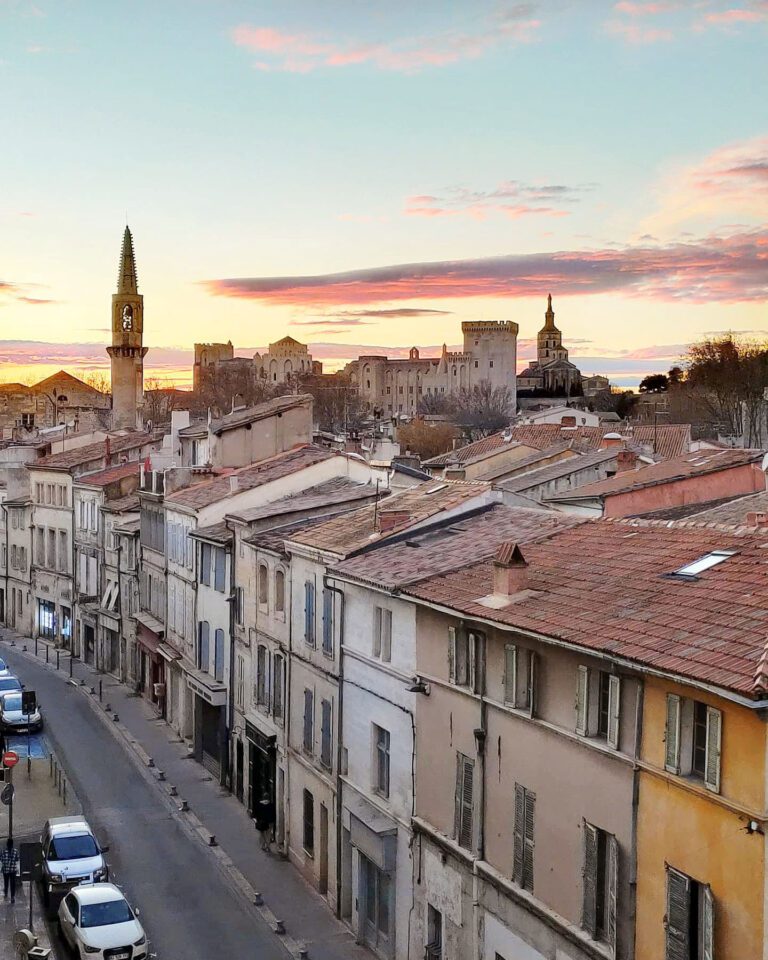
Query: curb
[{"left": 1, "top": 634, "right": 310, "bottom": 960}]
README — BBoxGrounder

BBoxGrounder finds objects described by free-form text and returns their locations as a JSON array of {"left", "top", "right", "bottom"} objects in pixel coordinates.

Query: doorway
[
  {"left": 319, "top": 804, "right": 329, "bottom": 894},
  {"left": 360, "top": 853, "right": 392, "bottom": 957}
]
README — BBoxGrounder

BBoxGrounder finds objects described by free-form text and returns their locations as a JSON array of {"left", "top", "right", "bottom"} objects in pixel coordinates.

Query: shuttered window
[
  {"left": 304, "top": 581, "right": 315, "bottom": 646},
  {"left": 665, "top": 866, "right": 691, "bottom": 960},
  {"left": 704, "top": 706, "right": 722, "bottom": 793},
  {"left": 513, "top": 783, "right": 535, "bottom": 891},
  {"left": 607, "top": 675, "right": 621, "bottom": 749},
  {"left": 320, "top": 699, "right": 332, "bottom": 768},
  {"left": 582, "top": 822, "right": 618, "bottom": 953},
  {"left": 322, "top": 589, "right": 334, "bottom": 656},
  {"left": 504, "top": 644, "right": 517, "bottom": 705},
  {"left": 665, "top": 695, "right": 722, "bottom": 793},
  {"left": 576, "top": 665, "right": 589, "bottom": 735},
  {"left": 454, "top": 753, "right": 474, "bottom": 850},
  {"left": 504, "top": 645, "right": 536, "bottom": 715},
  {"left": 303, "top": 688, "right": 314, "bottom": 754},
  {"left": 665, "top": 694, "right": 681, "bottom": 773}
]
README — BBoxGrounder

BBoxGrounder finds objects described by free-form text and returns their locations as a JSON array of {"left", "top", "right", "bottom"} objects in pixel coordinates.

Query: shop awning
[
  {"left": 157, "top": 642, "right": 182, "bottom": 663},
  {"left": 184, "top": 664, "right": 227, "bottom": 707},
  {"left": 135, "top": 611, "right": 165, "bottom": 636}
]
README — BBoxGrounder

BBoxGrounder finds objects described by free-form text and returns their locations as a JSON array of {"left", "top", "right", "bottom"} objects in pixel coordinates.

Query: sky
[{"left": 0, "top": 0, "right": 766, "bottom": 389}]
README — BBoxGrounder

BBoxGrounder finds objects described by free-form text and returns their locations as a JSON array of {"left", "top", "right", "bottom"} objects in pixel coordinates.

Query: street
[{"left": 0, "top": 645, "right": 288, "bottom": 960}]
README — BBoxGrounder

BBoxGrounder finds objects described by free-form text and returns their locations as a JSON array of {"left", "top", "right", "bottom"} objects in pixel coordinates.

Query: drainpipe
[
  {"left": 628, "top": 678, "right": 644, "bottom": 960},
  {"left": 116, "top": 538, "right": 124, "bottom": 682},
  {"left": 472, "top": 638, "right": 488, "bottom": 960},
  {"left": 225, "top": 527, "right": 236, "bottom": 791},
  {"left": 0, "top": 504, "right": 8, "bottom": 628},
  {"left": 324, "top": 576, "right": 346, "bottom": 919}
]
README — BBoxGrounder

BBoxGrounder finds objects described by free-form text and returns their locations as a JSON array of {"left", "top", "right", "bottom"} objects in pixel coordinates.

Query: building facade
[
  {"left": 518, "top": 296, "right": 582, "bottom": 396},
  {"left": 107, "top": 226, "right": 148, "bottom": 431}
]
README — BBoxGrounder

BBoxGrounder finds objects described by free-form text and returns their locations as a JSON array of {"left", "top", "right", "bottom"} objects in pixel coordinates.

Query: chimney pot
[
  {"left": 746, "top": 511, "right": 768, "bottom": 528},
  {"left": 378, "top": 510, "right": 410, "bottom": 533},
  {"left": 493, "top": 542, "right": 528, "bottom": 596},
  {"left": 616, "top": 449, "right": 638, "bottom": 472}
]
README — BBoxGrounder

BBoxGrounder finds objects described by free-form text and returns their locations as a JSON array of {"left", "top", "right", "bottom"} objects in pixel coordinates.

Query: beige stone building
[
  {"left": 518, "top": 295, "right": 583, "bottom": 396},
  {"left": 193, "top": 337, "right": 320, "bottom": 392},
  {"left": 108, "top": 226, "right": 148, "bottom": 431}
]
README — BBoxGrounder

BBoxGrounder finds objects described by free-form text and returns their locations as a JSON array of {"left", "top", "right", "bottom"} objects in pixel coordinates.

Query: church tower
[
  {"left": 107, "top": 226, "right": 148, "bottom": 431},
  {"left": 537, "top": 293, "right": 567, "bottom": 366}
]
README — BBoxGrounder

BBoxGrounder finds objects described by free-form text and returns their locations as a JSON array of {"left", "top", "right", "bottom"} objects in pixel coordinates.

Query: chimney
[
  {"left": 104, "top": 436, "right": 111, "bottom": 463},
  {"left": 229, "top": 475, "right": 239, "bottom": 494},
  {"left": 600, "top": 432, "right": 623, "bottom": 449},
  {"left": 561, "top": 415, "right": 576, "bottom": 427},
  {"left": 378, "top": 510, "right": 410, "bottom": 533},
  {"left": 746, "top": 511, "right": 768, "bottom": 528},
  {"left": 493, "top": 542, "right": 529, "bottom": 596},
  {"left": 616, "top": 449, "right": 638, "bottom": 472}
]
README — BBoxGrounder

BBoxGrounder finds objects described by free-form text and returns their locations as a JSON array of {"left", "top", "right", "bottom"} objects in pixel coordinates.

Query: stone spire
[
  {"left": 117, "top": 225, "right": 138, "bottom": 294},
  {"left": 544, "top": 293, "right": 556, "bottom": 330}
]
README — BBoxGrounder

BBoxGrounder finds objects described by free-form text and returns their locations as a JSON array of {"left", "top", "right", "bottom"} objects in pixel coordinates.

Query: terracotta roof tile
[
  {"left": 405, "top": 519, "right": 768, "bottom": 695},
  {"left": 74, "top": 463, "right": 140, "bottom": 487},
  {"left": 32, "top": 432, "right": 153, "bottom": 470}
]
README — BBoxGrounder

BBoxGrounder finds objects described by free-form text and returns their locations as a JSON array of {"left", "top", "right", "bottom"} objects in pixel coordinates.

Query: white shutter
[
  {"left": 381, "top": 609, "right": 392, "bottom": 662},
  {"left": 576, "top": 665, "right": 589, "bottom": 735},
  {"left": 513, "top": 783, "right": 525, "bottom": 883},
  {"left": 582, "top": 822, "right": 598, "bottom": 936},
  {"left": 607, "top": 675, "right": 621, "bottom": 750},
  {"left": 704, "top": 707, "right": 722, "bottom": 793},
  {"left": 664, "top": 694, "right": 681, "bottom": 774},
  {"left": 504, "top": 644, "right": 517, "bottom": 706},
  {"left": 448, "top": 625, "right": 456, "bottom": 683},
  {"left": 373, "top": 607, "right": 382, "bottom": 657},
  {"left": 527, "top": 651, "right": 537, "bottom": 718},
  {"left": 702, "top": 883, "right": 714, "bottom": 960}
]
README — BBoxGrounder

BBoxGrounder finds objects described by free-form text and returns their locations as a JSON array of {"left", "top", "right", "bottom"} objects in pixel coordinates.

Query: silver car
[
  {"left": 0, "top": 691, "right": 42, "bottom": 733},
  {"left": 41, "top": 817, "right": 109, "bottom": 903}
]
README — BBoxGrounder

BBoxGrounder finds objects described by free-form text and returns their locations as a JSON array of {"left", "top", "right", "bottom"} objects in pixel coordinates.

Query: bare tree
[
  {"left": 83, "top": 371, "right": 111, "bottom": 394},
  {"left": 451, "top": 381, "right": 514, "bottom": 440},
  {"left": 397, "top": 419, "right": 459, "bottom": 460},
  {"left": 298, "top": 374, "right": 367, "bottom": 434},
  {"left": 193, "top": 364, "right": 289, "bottom": 418}
]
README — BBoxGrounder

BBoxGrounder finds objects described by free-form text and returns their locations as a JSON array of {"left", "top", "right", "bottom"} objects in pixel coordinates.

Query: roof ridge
[{"left": 604, "top": 516, "right": 768, "bottom": 535}]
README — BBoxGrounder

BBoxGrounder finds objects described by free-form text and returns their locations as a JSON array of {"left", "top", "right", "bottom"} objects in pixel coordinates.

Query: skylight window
[{"left": 674, "top": 549, "right": 738, "bottom": 577}]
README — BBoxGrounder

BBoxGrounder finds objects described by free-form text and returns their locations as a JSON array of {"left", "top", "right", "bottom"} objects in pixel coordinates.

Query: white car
[
  {"left": 0, "top": 657, "right": 11, "bottom": 678},
  {"left": 58, "top": 883, "right": 147, "bottom": 960}
]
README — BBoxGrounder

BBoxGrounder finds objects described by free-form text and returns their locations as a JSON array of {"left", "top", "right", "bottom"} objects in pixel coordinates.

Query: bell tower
[{"left": 107, "top": 226, "right": 148, "bottom": 430}]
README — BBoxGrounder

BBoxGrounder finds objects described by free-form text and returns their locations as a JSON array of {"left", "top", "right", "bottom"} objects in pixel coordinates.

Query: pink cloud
[
  {"left": 613, "top": 2, "right": 680, "bottom": 15},
  {"left": 604, "top": 19, "right": 673, "bottom": 42},
  {"left": 703, "top": 5, "right": 768, "bottom": 24},
  {"left": 404, "top": 179, "right": 588, "bottom": 220},
  {"left": 231, "top": 8, "right": 541, "bottom": 74},
  {"left": 203, "top": 227, "right": 768, "bottom": 307}
]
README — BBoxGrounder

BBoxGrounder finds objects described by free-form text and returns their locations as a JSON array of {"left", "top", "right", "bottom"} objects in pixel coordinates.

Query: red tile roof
[
  {"left": 165, "top": 444, "right": 334, "bottom": 509},
  {"left": 75, "top": 463, "right": 140, "bottom": 487},
  {"left": 287, "top": 480, "right": 492, "bottom": 557},
  {"left": 405, "top": 519, "right": 768, "bottom": 696},
  {"left": 545, "top": 449, "right": 764, "bottom": 503},
  {"left": 31, "top": 432, "right": 153, "bottom": 470}
]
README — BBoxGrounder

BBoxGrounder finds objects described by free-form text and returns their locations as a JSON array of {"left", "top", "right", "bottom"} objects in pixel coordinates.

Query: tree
[
  {"left": 298, "top": 373, "right": 367, "bottom": 434},
  {"left": 83, "top": 371, "right": 110, "bottom": 394},
  {"left": 451, "top": 381, "right": 514, "bottom": 440},
  {"left": 417, "top": 392, "right": 457, "bottom": 416},
  {"left": 397, "top": 419, "right": 459, "bottom": 460},
  {"left": 685, "top": 334, "right": 768, "bottom": 442},
  {"left": 667, "top": 365, "right": 684, "bottom": 385},
  {"left": 193, "top": 363, "right": 289, "bottom": 418},
  {"left": 144, "top": 378, "right": 187, "bottom": 426},
  {"left": 638, "top": 373, "right": 669, "bottom": 394}
]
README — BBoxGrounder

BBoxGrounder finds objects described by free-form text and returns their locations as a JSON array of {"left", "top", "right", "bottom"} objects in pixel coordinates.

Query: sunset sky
[{"left": 1, "top": 0, "right": 766, "bottom": 388}]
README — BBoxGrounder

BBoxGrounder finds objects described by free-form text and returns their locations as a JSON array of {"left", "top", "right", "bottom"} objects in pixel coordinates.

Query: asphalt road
[{"left": 1, "top": 645, "right": 287, "bottom": 960}]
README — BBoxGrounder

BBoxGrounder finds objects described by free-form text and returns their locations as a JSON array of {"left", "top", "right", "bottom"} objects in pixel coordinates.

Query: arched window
[
  {"left": 275, "top": 569, "right": 285, "bottom": 612},
  {"left": 259, "top": 563, "right": 268, "bottom": 606}
]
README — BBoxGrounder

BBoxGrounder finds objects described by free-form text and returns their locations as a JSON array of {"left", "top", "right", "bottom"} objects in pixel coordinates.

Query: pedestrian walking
[
  {"left": 253, "top": 794, "right": 275, "bottom": 853},
  {"left": 1, "top": 838, "right": 20, "bottom": 903}
]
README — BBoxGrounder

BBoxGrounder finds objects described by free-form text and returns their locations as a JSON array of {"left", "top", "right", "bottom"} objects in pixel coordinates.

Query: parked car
[
  {"left": 0, "top": 658, "right": 11, "bottom": 677},
  {"left": 0, "top": 691, "right": 42, "bottom": 732},
  {"left": 58, "top": 883, "right": 147, "bottom": 960},
  {"left": 40, "top": 817, "right": 109, "bottom": 903},
  {"left": 0, "top": 676, "right": 22, "bottom": 694}
]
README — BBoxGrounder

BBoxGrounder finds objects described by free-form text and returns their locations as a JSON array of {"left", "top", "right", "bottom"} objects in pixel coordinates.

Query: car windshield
[
  {"left": 0, "top": 679, "right": 20, "bottom": 692},
  {"left": 2, "top": 695, "right": 22, "bottom": 711},
  {"left": 49, "top": 834, "right": 99, "bottom": 860},
  {"left": 0, "top": 659, "right": 6, "bottom": 671},
  {"left": 80, "top": 899, "right": 133, "bottom": 928}
]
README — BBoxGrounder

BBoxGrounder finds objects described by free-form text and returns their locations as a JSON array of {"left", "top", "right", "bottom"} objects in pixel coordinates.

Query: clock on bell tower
[{"left": 107, "top": 226, "right": 148, "bottom": 430}]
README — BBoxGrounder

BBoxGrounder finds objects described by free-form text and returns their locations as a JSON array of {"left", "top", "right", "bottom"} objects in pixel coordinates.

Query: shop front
[
  {"left": 245, "top": 721, "right": 276, "bottom": 816},
  {"left": 186, "top": 668, "right": 227, "bottom": 782},
  {"left": 37, "top": 599, "right": 56, "bottom": 639},
  {"left": 135, "top": 612, "right": 166, "bottom": 716}
]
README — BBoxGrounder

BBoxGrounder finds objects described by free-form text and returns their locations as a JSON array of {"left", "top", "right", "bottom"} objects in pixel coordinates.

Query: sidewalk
[
  {"left": 0, "top": 629, "right": 369, "bottom": 960},
  {"left": 0, "top": 748, "right": 69, "bottom": 960}
]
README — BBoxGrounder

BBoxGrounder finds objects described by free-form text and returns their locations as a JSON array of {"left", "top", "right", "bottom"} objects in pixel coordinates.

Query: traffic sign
[
  {"left": 21, "top": 690, "right": 36, "bottom": 715},
  {"left": 1, "top": 783, "right": 14, "bottom": 805},
  {"left": 2, "top": 751, "right": 19, "bottom": 768}
]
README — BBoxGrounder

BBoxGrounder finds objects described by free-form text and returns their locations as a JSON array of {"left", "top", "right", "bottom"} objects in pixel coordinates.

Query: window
[
  {"left": 582, "top": 823, "right": 618, "bottom": 948},
  {"left": 198, "top": 621, "right": 210, "bottom": 672},
  {"left": 489, "top": 360, "right": 494, "bottom": 368},
  {"left": 235, "top": 655, "right": 245, "bottom": 709},
  {"left": 665, "top": 694, "right": 722, "bottom": 792},
  {"left": 449, "top": 627, "right": 483, "bottom": 692},
  {"left": 665, "top": 866, "right": 713, "bottom": 960},
  {"left": 503, "top": 644, "right": 536, "bottom": 715},
  {"left": 36, "top": 528, "right": 44, "bottom": 566},
  {"left": 47, "top": 528, "right": 55, "bottom": 569},
  {"left": 214, "top": 629, "right": 225, "bottom": 681},
  {"left": 320, "top": 699, "right": 332, "bottom": 768},
  {"left": 273, "top": 654, "right": 284, "bottom": 721},
  {"left": 575, "top": 666, "right": 621, "bottom": 749},
  {"left": 235, "top": 587, "right": 244, "bottom": 625},
  {"left": 513, "top": 784, "right": 535, "bottom": 892},
  {"left": 373, "top": 724, "right": 390, "bottom": 798},
  {"left": 256, "top": 644, "right": 268, "bottom": 707},
  {"left": 454, "top": 753, "right": 474, "bottom": 849},
  {"left": 322, "top": 589, "right": 334, "bottom": 656},
  {"left": 303, "top": 789, "right": 314, "bottom": 855},
  {"left": 58, "top": 530, "right": 68, "bottom": 573},
  {"left": 426, "top": 905, "right": 443, "bottom": 960},
  {"left": 275, "top": 569, "right": 285, "bottom": 613},
  {"left": 258, "top": 564, "right": 268, "bottom": 606},
  {"left": 304, "top": 581, "right": 315, "bottom": 646},
  {"left": 200, "top": 543, "right": 211, "bottom": 586},
  {"left": 214, "top": 548, "right": 226, "bottom": 592},
  {"left": 373, "top": 607, "right": 392, "bottom": 662},
  {"left": 674, "top": 549, "right": 737, "bottom": 578},
  {"left": 303, "top": 688, "right": 314, "bottom": 754}
]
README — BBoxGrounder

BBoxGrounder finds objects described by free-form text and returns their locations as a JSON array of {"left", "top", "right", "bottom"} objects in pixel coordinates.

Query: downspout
[
  {"left": 472, "top": 640, "right": 488, "bottom": 960},
  {"left": 225, "top": 532, "right": 236, "bottom": 791},
  {"left": 116, "top": 538, "right": 124, "bottom": 681},
  {"left": 629, "top": 678, "right": 644, "bottom": 960},
  {"left": 324, "top": 577, "right": 346, "bottom": 920},
  {"left": 0, "top": 504, "right": 8, "bottom": 628}
]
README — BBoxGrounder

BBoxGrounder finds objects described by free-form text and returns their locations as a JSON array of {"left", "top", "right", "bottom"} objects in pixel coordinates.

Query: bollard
[
  {"left": 253, "top": 893, "right": 263, "bottom": 906},
  {"left": 99, "top": 680, "right": 102, "bottom": 702},
  {"left": 45, "top": 645, "right": 49, "bottom": 664},
  {"left": 22, "top": 645, "right": 26, "bottom": 653},
  {"left": 63, "top": 780, "right": 67, "bottom": 804},
  {"left": 178, "top": 799, "right": 189, "bottom": 812},
  {"left": 49, "top": 755, "right": 53, "bottom": 778},
  {"left": 169, "top": 785, "right": 178, "bottom": 797},
  {"left": 274, "top": 920, "right": 285, "bottom": 935},
  {"left": 112, "top": 714, "right": 119, "bottom": 722},
  {"left": 157, "top": 771, "right": 166, "bottom": 781},
  {"left": 56, "top": 650, "right": 60, "bottom": 670},
  {"left": 105, "top": 704, "right": 111, "bottom": 713},
  {"left": 147, "top": 758, "right": 154, "bottom": 768},
  {"left": 35, "top": 638, "right": 38, "bottom": 657},
  {"left": 299, "top": 946, "right": 309, "bottom": 959},
  {"left": 69, "top": 656, "right": 73, "bottom": 679},
  {"left": 208, "top": 835, "right": 217, "bottom": 846}
]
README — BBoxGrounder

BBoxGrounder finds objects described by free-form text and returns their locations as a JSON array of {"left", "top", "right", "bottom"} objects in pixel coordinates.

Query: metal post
[
  {"left": 56, "top": 650, "right": 60, "bottom": 670},
  {"left": 27, "top": 709, "right": 31, "bottom": 778},
  {"left": 45, "top": 645, "right": 49, "bottom": 664},
  {"left": 35, "top": 638, "right": 38, "bottom": 657},
  {"left": 69, "top": 655, "right": 73, "bottom": 679},
  {"left": 8, "top": 769, "right": 13, "bottom": 842},
  {"left": 99, "top": 680, "right": 102, "bottom": 703}
]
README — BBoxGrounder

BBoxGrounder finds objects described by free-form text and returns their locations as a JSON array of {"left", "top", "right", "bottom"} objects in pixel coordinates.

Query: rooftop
[
  {"left": 208, "top": 394, "right": 313, "bottom": 436},
  {"left": 74, "top": 462, "right": 140, "bottom": 488},
  {"left": 190, "top": 521, "right": 233, "bottom": 545},
  {"left": 425, "top": 433, "right": 539, "bottom": 468},
  {"left": 331, "top": 504, "right": 581, "bottom": 590},
  {"left": 226, "top": 477, "right": 381, "bottom": 523},
  {"left": 499, "top": 447, "right": 629, "bottom": 495},
  {"left": 165, "top": 444, "right": 334, "bottom": 509},
  {"left": 31, "top": 432, "right": 152, "bottom": 471},
  {"left": 635, "top": 490, "right": 768, "bottom": 526},
  {"left": 405, "top": 519, "right": 768, "bottom": 696},
  {"left": 544, "top": 448, "right": 765, "bottom": 503},
  {"left": 286, "top": 479, "right": 493, "bottom": 557}
]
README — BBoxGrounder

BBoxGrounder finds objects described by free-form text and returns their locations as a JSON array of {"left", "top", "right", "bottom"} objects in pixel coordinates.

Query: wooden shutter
[
  {"left": 303, "top": 688, "right": 314, "bottom": 753},
  {"left": 453, "top": 753, "right": 462, "bottom": 839},
  {"left": 448, "top": 626, "right": 456, "bottom": 683},
  {"left": 513, "top": 783, "right": 525, "bottom": 883},
  {"left": 459, "top": 756, "right": 474, "bottom": 849},
  {"left": 665, "top": 866, "right": 690, "bottom": 960},
  {"left": 582, "top": 822, "right": 598, "bottom": 937},
  {"left": 382, "top": 609, "right": 392, "bottom": 661},
  {"left": 664, "top": 694, "right": 681, "bottom": 774},
  {"left": 607, "top": 675, "right": 621, "bottom": 749},
  {"left": 704, "top": 707, "right": 722, "bottom": 793},
  {"left": 702, "top": 884, "right": 714, "bottom": 960},
  {"left": 527, "top": 651, "right": 537, "bottom": 718},
  {"left": 523, "top": 790, "right": 535, "bottom": 891},
  {"left": 607, "top": 834, "right": 618, "bottom": 955},
  {"left": 504, "top": 644, "right": 517, "bottom": 706},
  {"left": 576, "top": 665, "right": 589, "bottom": 735},
  {"left": 373, "top": 607, "right": 382, "bottom": 657}
]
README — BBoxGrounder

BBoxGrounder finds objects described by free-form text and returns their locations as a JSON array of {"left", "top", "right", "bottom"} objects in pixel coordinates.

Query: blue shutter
[
  {"left": 199, "top": 621, "right": 210, "bottom": 671},
  {"left": 214, "top": 629, "right": 225, "bottom": 681},
  {"left": 304, "top": 581, "right": 315, "bottom": 645},
  {"left": 322, "top": 589, "right": 333, "bottom": 655}
]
